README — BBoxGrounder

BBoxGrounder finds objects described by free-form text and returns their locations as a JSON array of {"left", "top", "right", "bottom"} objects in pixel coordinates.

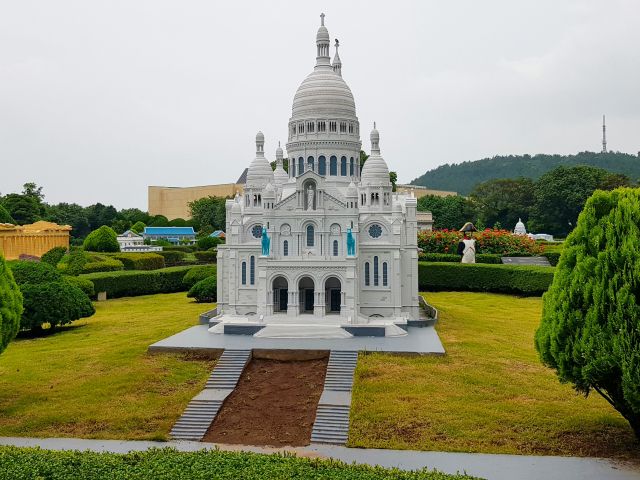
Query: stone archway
[
  {"left": 298, "top": 276, "right": 315, "bottom": 314},
  {"left": 272, "top": 276, "right": 288, "bottom": 312},
  {"left": 324, "top": 276, "right": 342, "bottom": 313}
]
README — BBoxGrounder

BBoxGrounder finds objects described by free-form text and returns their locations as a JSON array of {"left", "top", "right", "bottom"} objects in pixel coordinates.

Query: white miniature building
[
  {"left": 514, "top": 218, "right": 527, "bottom": 236},
  {"left": 215, "top": 16, "right": 420, "bottom": 327},
  {"left": 117, "top": 230, "right": 162, "bottom": 253}
]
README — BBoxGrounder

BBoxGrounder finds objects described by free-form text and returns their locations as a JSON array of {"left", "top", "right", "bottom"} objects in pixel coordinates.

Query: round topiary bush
[
  {"left": 20, "top": 282, "right": 95, "bottom": 330},
  {"left": 183, "top": 265, "right": 217, "bottom": 289},
  {"left": 535, "top": 187, "right": 640, "bottom": 439},
  {"left": 196, "top": 236, "right": 223, "bottom": 251},
  {"left": 9, "top": 261, "right": 62, "bottom": 285},
  {"left": 0, "top": 251, "right": 23, "bottom": 355},
  {"left": 83, "top": 225, "right": 120, "bottom": 253},
  {"left": 41, "top": 246, "right": 68, "bottom": 267},
  {"left": 63, "top": 276, "right": 95, "bottom": 297},
  {"left": 187, "top": 275, "right": 217, "bottom": 303}
]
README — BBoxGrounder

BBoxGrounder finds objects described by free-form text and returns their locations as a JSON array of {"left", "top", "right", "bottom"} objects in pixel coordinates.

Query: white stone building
[
  {"left": 216, "top": 15, "right": 420, "bottom": 325},
  {"left": 117, "top": 230, "right": 163, "bottom": 253}
]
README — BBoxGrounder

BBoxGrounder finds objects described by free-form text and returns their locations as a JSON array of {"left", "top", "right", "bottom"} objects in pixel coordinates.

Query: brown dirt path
[{"left": 202, "top": 358, "right": 328, "bottom": 447}]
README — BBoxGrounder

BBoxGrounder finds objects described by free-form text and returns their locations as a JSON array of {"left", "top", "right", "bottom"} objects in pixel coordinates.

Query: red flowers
[{"left": 418, "top": 228, "right": 543, "bottom": 256}]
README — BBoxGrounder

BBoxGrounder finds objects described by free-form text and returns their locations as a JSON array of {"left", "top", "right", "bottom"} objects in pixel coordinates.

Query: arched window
[
  {"left": 341, "top": 156, "right": 347, "bottom": 176},
  {"left": 350, "top": 157, "right": 354, "bottom": 176},
  {"left": 283, "top": 240, "right": 288, "bottom": 256},
  {"left": 298, "top": 157, "right": 304, "bottom": 175},
  {"left": 374, "top": 256, "right": 379, "bottom": 286},
  {"left": 383, "top": 262, "right": 388, "bottom": 286},
  {"left": 333, "top": 240, "right": 338, "bottom": 256},
  {"left": 306, "top": 225, "right": 314, "bottom": 247},
  {"left": 250, "top": 256, "right": 255, "bottom": 285},
  {"left": 330, "top": 156, "right": 337, "bottom": 175},
  {"left": 242, "top": 262, "right": 247, "bottom": 285},
  {"left": 365, "top": 262, "right": 370, "bottom": 286},
  {"left": 292, "top": 162, "right": 296, "bottom": 177},
  {"left": 308, "top": 156, "right": 314, "bottom": 172},
  {"left": 318, "top": 156, "right": 326, "bottom": 175}
]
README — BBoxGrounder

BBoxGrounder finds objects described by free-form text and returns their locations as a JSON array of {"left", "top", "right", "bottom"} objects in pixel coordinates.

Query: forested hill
[{"left": 410, "top": 151, "right": 640, "bottom": 196}]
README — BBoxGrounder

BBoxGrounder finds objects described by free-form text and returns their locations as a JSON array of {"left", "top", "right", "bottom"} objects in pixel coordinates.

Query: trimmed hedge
[
  {"left": 63, "top": 276, "right": 95, "bottom": 297},
  {"left": 41, "top": 246, "right": 67, "bottom": 267},
  {"left": 106, "top": 252, "right": 165, "bottom": 271},
  {"left": 188, "top": 275, "right": 217, "bottom": 302},
  {"left": 9, "top": 261, "right": 62, "bottom": 285},
  {"left": 418, "top": 262, "right": 555, "bottom": 295},
  {"left": 156, "top": 250, "right": 186, "bottom": 262},
  {"left": 83, "top": 265, "right": 201, "bottom": 298},
  {"left": 162, "top": 245, "right": 194, "bottom": 253},
  {"left": 418, "top": 253, "right": 502, "bottom": 264},
  {"left": 194, "top": 251, "right": 217, "bottom": 262},
  {"left": 83, "top": 225, "right": 120, "bottom": 253},
  {"left": 0, "top": 446, "right": 480, "bottom": 480},
  {"left": 183, "top": 265, "right": 217, "bottom": 289},
  {"left": 82, "top": 256, "right": 124, "bottom": 273}
]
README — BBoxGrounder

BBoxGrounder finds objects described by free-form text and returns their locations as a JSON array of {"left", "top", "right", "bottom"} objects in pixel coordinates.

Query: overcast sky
[{"left": 1, "top": 0, "right": 639, "bottom": 210}]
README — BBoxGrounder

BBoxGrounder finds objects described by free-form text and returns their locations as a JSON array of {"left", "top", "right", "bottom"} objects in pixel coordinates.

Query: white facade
[
  {"left": 117, "top": 231, "right": 163, "bottom": 252},
  {"left": 216, "top": 16, "right": 419, "bottom": 322}
]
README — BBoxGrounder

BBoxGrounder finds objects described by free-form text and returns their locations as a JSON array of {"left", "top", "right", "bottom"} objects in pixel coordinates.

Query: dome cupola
[
  {"left": 246, "top": 131, "right": 274, "bottom": 186},
  {"left": 273, "top": 141, "right": 288, "bottom": 187},
  {"left": 361, "top": 123, "right": 390, "bottom": 186}
]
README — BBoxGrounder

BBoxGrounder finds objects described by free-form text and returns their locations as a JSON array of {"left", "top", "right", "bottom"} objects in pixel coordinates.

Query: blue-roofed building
[
  {"left": 143, "top": 227, "right": 196, "bottom": 245},
  {"left": 210, "top": 230, "right": 226, "bottom": 239}
]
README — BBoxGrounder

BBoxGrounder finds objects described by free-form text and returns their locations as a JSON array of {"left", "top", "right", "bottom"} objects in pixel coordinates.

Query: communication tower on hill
[{"left": 602, "top": 115, "right": 607, "bottom": 153}]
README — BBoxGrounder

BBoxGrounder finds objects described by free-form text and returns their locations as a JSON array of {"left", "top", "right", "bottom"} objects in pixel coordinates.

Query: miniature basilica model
[{"left": 215, "top": 15, "right": 419, "bottom": 334}]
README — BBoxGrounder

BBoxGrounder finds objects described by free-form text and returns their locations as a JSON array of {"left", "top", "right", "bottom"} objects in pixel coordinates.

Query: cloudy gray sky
[{"left": 1, "top": 0, "right": 638, "bottom": 210}]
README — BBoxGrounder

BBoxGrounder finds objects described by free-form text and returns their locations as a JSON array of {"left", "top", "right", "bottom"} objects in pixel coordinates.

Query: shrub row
[
  {"left": 162, "top": 245, "right": 194, "bottom": 253},
  {"left": 418, "top": 253, "right": 503, "bottom": 264},
  {"left": 0, "top": 446, "right": 480, "bottom": 480},
  {"left": 105, "top": 252, "right": 165, "bottom": 271},
  {"left": 62, "top": 276, "right": 95, "bottom": 297},
  {"left": 83, "top": 265, "right": 201, "bottom": 298},
  {"left": 81, "top": 255, "right": 124, "bottom": 273},
  {"left": 418, "top": 262, "right": 555, "bottom": 295},
  {"left": 156, "top": 250, "right": 186, "bottom": 262},
  {"left": 194, "top": 251, "right": 217, "bottom": 262},
  {"left": 188, "top": 275, "right": 217, "bottom": 302}
]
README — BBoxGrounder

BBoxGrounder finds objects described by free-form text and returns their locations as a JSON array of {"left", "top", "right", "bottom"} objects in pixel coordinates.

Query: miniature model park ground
[
  {"left": 0, "top": 291, "right": 637, "bottom": 462},
  {"left": 203, "top": 358, "right": 327, "bottom": 446}
]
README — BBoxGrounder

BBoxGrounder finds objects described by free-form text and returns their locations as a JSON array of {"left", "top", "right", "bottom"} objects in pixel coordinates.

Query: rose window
[
  {"left": 252, "top": 225, "right": 263, "bottom": 238},
  {"left": 369, "top": 224, "right": 382, "bottom": 238}
]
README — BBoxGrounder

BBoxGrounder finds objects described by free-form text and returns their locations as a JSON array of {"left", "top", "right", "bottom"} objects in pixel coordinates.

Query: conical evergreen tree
[
  {"left": 535, "top": 187, "right": 640, "bottom": 439},
  {"left": 0, "top": 251, "right": 23, "bottom": 355}
]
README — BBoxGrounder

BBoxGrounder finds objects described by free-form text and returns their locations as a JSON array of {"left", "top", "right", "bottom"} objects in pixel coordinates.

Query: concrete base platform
[{"left": 148, "top": 324, "right": 445, "bottom": 357}]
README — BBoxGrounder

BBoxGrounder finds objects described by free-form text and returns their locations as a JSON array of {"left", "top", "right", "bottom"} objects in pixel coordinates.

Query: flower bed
[{"left": 418, "top": 229, "right": 545, "bottom": 256}]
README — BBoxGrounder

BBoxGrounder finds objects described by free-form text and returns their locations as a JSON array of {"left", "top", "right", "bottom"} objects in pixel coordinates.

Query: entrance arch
[
  {"left": 298, "top": 276, "right": 315, "bottom": 314},
  {"left": 325, "top": 276, "right": 342, "bottom": 313},
  {"left": 272, "top": 276, "right": 288, "bottom": 312}
]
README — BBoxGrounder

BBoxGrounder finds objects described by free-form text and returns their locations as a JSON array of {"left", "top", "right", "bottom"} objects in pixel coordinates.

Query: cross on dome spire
[{"left": 320, "top": 13, "right": 325, "bottom": 26}]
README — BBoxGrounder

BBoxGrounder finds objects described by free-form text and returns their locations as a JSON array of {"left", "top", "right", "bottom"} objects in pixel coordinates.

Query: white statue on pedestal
[{"left": 306, "top": 185, "right": 314, "bottom": 210}]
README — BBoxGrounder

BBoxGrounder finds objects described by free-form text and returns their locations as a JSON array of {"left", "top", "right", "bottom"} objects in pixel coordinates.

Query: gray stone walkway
[
  {"left": 1, "top": 437, "right": 637, "bottom": 480},
  {"left": 148, "top": 324, "right": 445, "bottom": 356}
]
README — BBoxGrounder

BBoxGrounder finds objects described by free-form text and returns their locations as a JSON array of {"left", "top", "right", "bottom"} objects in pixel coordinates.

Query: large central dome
[{"left": 291, "top": 69, "right": 356, "bottom": 121}]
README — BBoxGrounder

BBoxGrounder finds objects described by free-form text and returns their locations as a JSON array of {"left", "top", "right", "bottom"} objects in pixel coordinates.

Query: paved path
[
  {"left": 148, "top": 324, "right": 445, "bottom": 356},
  {"left": 1, "top": 437, "right": 637, "bottom": 480}
]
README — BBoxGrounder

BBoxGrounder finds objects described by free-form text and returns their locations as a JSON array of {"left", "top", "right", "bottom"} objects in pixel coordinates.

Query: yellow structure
[
  {"left": 0, "top": 221, "right": 71, "bottom": 260},
  {"left": 148, "top": 183, "right": 244, "bottom": 221},
  {"left": 396, "top": 184, "right": 457, "bottom": 199}
]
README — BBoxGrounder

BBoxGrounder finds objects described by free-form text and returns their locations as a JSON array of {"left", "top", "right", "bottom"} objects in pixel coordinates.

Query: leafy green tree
[
  {"left": 148, "top": 215, "right": 170, "bottom": 227},
  {"left": 389, "top": 171, "right": 397, "bottom": 192},
  {"left": 188, "top": 197, "right": 229, "bottom": 232},
  {"left": 196, "top": 236, "right": 223, "bottom": 251},
  {"left": 3, "top": 194, "right": 45, "bottom": 225},
  {"left": 131, "top": 221, "right": 146, "bottom": 234},
  {"left": 535, "top": 188, "right": 640, "bottom": 439},
  {"left": 469, "top": 177, "right": 535, "bottom": 229},
  {"left": 45, "top": 203, "right": 91, "bottom": 238},
  {"left": 475, "top": 218, "right": 485, "bottom": 231},
  {"left": 169, "top": 218, "right": 187, "bottom": 227},
  {"left": 359, "top": 150, "right": 369, "bottom": 169},
  {"left": 417, "top": 195, "right": 477, "bottom": 231},
  {"left": 83, "top": 226, "right": 120, "bottom": 253},
  {"left": 270, "top": 158, "right": 289, "bottom": 172},
  {"left": 151, "top": 239, "right": 172, "bottom": 247},
  {"left": 0, "top": 204, "right": 16, "bottom": 225},
  {"left": 119, "top": 208, "right": 150, "bottom": 224},
  {"left": 528, "top": 165, "right": 629, "bottom": 237},
  {"left": 65, "top": 247, "right": 87, "bottom": 277},
  {"left": 22, "top": 182, "right": 44, "bottom": 201},
  {"left": 185, "top": 218, "right": 201, "bottom": 231},
  {"left": 86, "top": 203, "right": 118, "bottom": 231},
  {"left": 197, "top": 225, "right": 214, "bottom": 239},
  {"left": 0, "top": 251, "right": 23, "bottom": 355},
  {"left": 111, "top": 219, "right": 131, "bottom": 234}
]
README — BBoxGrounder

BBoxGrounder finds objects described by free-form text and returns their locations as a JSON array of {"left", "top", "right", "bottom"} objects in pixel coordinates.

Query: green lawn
[
  {"left": 349, "top": 291, "right": 639, "bottom": 459},
  {"left": 0, "top": 293, "right": 214, "bottom": 441}
]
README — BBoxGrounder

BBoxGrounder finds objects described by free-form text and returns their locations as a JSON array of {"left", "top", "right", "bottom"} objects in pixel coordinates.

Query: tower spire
[
  {"left": 332, "top": 39, "right": 342, "bottom": 77},
  {"left": 315, "top": 13, "right": 330, "bottom": 68},
  {"left": 602, "top": 115, "right": 607, "bottom": 154}
]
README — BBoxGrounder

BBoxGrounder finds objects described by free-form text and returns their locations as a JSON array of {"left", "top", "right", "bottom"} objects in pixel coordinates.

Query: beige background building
[
  {"left": 395, "top": 184, "right": 457, "bottom": 199},
  {"left": 0, "top": 221, "right": 71, "bottom": 260},
  {"left": 148, "top": 182, "right": 244, "bottom": 221}
]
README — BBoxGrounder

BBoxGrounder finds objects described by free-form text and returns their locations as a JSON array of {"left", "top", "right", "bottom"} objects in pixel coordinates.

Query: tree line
[{"left": 417, "top": 164, "right": 630, "bottom": 237}]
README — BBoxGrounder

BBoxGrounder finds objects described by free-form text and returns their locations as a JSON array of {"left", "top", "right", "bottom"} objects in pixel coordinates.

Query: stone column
[
  {"left": 314, "top": 289, "right": 325, "bottom": 317},
  {"left": 288, "top": 290, "right": 298, "bottom": 316}
]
